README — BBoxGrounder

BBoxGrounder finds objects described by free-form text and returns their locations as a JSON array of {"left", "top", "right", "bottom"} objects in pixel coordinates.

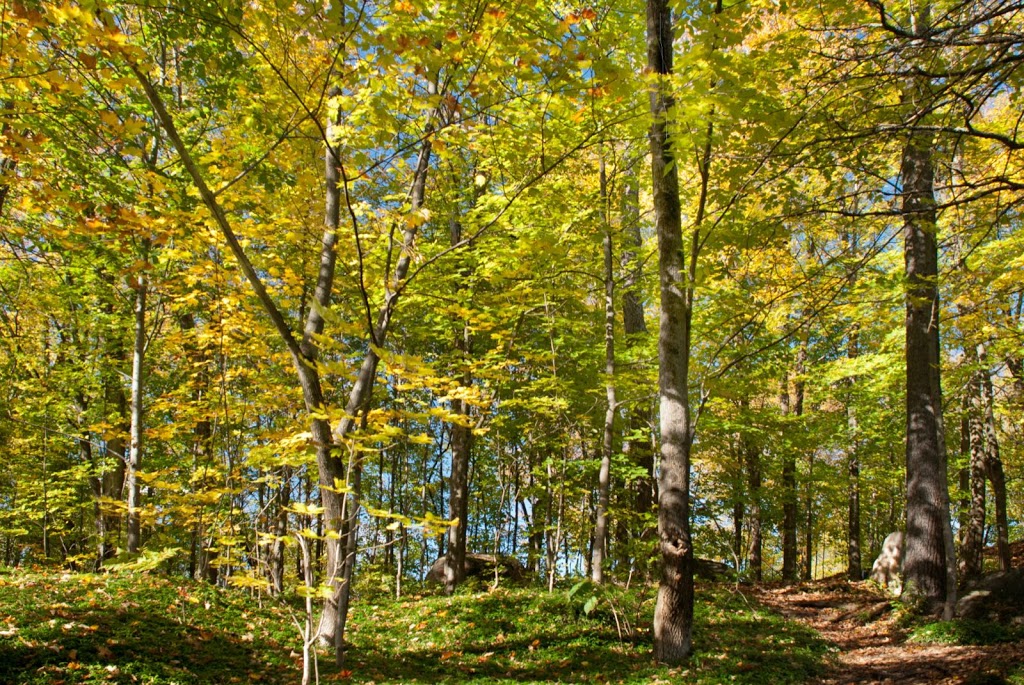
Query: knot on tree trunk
[{"left": 660, "top": 535, "right": 691, "bottom": 559}]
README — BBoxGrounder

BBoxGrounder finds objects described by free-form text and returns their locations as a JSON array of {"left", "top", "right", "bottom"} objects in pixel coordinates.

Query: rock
[
  {"left": 694, "top": 558, "right": 735, "bottom": 581},
  {"left": 425, "top": 553, "right": 527, "bottom": 585},
  {"left": 870, "top": 531, "right": 903, "bottom": 594},
  {"left": 957, "top": 569, "right": 1024, "bottom": 621}
]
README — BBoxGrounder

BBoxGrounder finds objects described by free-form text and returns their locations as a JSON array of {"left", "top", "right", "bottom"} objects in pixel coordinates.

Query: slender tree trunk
[
  {"left": 847, "top": 326, "right": 862, "bottom": 581},
  {"left": 743, "top": 431, "right": 762, "bottom": 582},
  {"left": 648, "top": 0, "right": 699, "bottom": 662},
  {"left": 592, "top": 155, "right": 616, "bottom": 584},
  {"left": 737, "top": 399, "right": 762, "bottom": 582},
  {"left": 620, "top": 167, "right": 653, "bottom": 568},
  {"left": 125, "top": 267, "right": 147, "bottom": 554},
  {"left": 176, "top": 311, "right": 217, "bottom": 582},
  {"left": 958, "top": 412, "right": 970, "bottom": 546},
  {"left": 780, "top": 370, "right": 798, "bottom": 583},
  {"left": 976, "top": 343, "right": 1011, "bottom": 571},
  {"left": 334, "top": 459, "right": 361, "bottom": 660},
  {"left": 97, "top": 294, "right": 128, "bottom": 566},
  {"left": 443, "top": 209, "right": 472, "bottom": 595},
  {"left": 268, "top": 466, "right": 291, "bottom": 594},
  {"left": 794, "top": 346, "right": 812, "bottom": 582},
  {"left": 133, "top": 53, "right": 439, "bottom": 663},
  {"left": 961, "top": 374, "right": 987, "bottom": 582},
  {"left": 545, "top": 454, "right": 557, "bottom": 588},
  {"left": 732, "top": 498, "right": 744, "bottom": 572}
]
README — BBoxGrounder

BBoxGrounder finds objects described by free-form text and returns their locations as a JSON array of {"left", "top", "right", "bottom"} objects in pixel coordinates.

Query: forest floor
[
  {"left": 1, "top": 558, "right": 1022, "bottom": 684},
  {"left": 755, "top": 545, "right": 1024, "bottom": 685},
  {"left": 0, "top": 568, "right": 831, "bottom": 684}
]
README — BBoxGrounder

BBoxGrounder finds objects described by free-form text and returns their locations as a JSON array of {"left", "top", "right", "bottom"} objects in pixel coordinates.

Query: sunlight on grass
[{"left": 0, "top": 571, "right": 830, "bottom": 684}]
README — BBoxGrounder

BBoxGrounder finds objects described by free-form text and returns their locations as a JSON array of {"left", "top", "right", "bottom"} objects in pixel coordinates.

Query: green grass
[
  {"left": 0, "top": 570, "right": 298, "bottom": 684},
  {"left": 0, "top": 569, "right": 831, "bottom": 684},
  {"left": 908, "top": 618, "right": 1024, "bottom": 646}
]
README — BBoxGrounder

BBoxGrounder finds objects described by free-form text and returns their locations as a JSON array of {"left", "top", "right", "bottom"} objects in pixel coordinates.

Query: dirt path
[{"left": 754, "top": 578, "right": 1024, "bottom": 685}]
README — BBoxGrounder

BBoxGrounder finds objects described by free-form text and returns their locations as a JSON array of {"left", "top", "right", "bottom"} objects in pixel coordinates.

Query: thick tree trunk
[
  {"left": 648, "top": 0, "right": 695, "bottom": 663},
  {"left": 901, "top": 119, "right": 952, "bottom": 611},
  {"left": 305, "top": 88, "right": 348, "bottom": 650},
  {"left": 592, "top": 155, "right": 615, "bottom": 584}
]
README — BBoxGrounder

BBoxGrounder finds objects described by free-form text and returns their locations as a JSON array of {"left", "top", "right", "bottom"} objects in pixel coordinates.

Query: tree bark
[
  {"left": 960, "top": 374, "right": 986, "bottom": 582},
  {"left": 780, "top": 370, "right": 798, "bottom": 583},
  {"left": 443, "top": 209, "right": 472, "bottom": 595},
  {"left": 977, "top": 343, "right": 1011, "bottom": 571},
  {"left": 131, "top": 66, "right": 348, "bottom": 608},
  {"left": 901, "top": 100, "right": 953, "bottom": 611},
  {"left": 794, "top": 345, "right": 812, "bottom": 582},
  {"left": 325, "top": 128, "right": 434, "bottom": 656},
  {"left": 619, "top": 166, "right": 654, "bottom": 566},
  {"left": 90, "top": 271, "right": 130, "bottom": 567},
  {"left": 742, "top": 424, "right": 762, "bottom": 582},
  {"left": 125, "top": 264, "right": 147, "bottom": 554},
  {"left": 592, "top": 154, "right": 615, "bottom": 584},
  {"left": 847, "top": 325, "right": 862, "bottom": 581},
  {"left": 648, "top": 0, "right": 696, "bottom": 663}
]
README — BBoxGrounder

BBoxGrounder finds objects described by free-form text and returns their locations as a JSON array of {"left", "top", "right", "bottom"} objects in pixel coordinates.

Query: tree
[{"left": 646, "top": 0, "right": 695, "bottom": 662}]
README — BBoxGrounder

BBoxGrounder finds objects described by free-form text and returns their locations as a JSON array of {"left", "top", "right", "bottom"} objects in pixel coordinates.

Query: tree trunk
[
  {"left": 847, "top": 325, "right": 862, "bottom": 581},
  {"left": 976, "top": 343, "right": 1011, "bottom": 571},
  {"left": 743, "top": 433, "right": 762, "bottom": 582},
  {"left": 780, "top": 370, "right": 798, "bottom": 583},
  {"left": 737, "top": 398, "right": 762, "bottom": 582},
  {"left": 960, "top": 374, "right": 987, "bottom": 582},
  {"left": 901, "top": 96, "right": 953, "bottom": 611},
  {"left": 648, "top": 0, "right": 697, "bottom": 663},
  {"left": 592, "top": 155, "right": 615, "bottom": 584},
  {"left": 443, "top": 210, "right": 472, "bottom": 595},
  {"left": 125, "top": 266, "right": 147, "bottom": 554},
  {"left": 794, "top": 346, "right": 811, "bottom": 582},
  {"left": 96, "top": 288, "right": 128, "bottom": 567},
  {"left": 268, "top": 466, "right": 291, "bottom": 594},
  {"left": 619, "top": 166, "right": 654, "bottom": 569},
  {"left": 132, "top": 53, "right": 439, "bottom": 664}
]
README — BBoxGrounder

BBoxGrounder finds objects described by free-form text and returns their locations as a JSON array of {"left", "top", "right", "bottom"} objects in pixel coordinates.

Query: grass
[
  {"left": 0, "top": 569, "right": 831, "bottom": 684},
  {"left": 0, "top": 570, "right": 297, "bottom": 684},
  {"left": 908, "top": 617, "right": 1024, "bottom": 646}
]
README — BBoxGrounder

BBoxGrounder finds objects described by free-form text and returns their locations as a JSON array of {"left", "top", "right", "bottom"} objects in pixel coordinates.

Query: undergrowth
[{"left": 0, "top": 568, "right": 830, "bottom": 684}]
